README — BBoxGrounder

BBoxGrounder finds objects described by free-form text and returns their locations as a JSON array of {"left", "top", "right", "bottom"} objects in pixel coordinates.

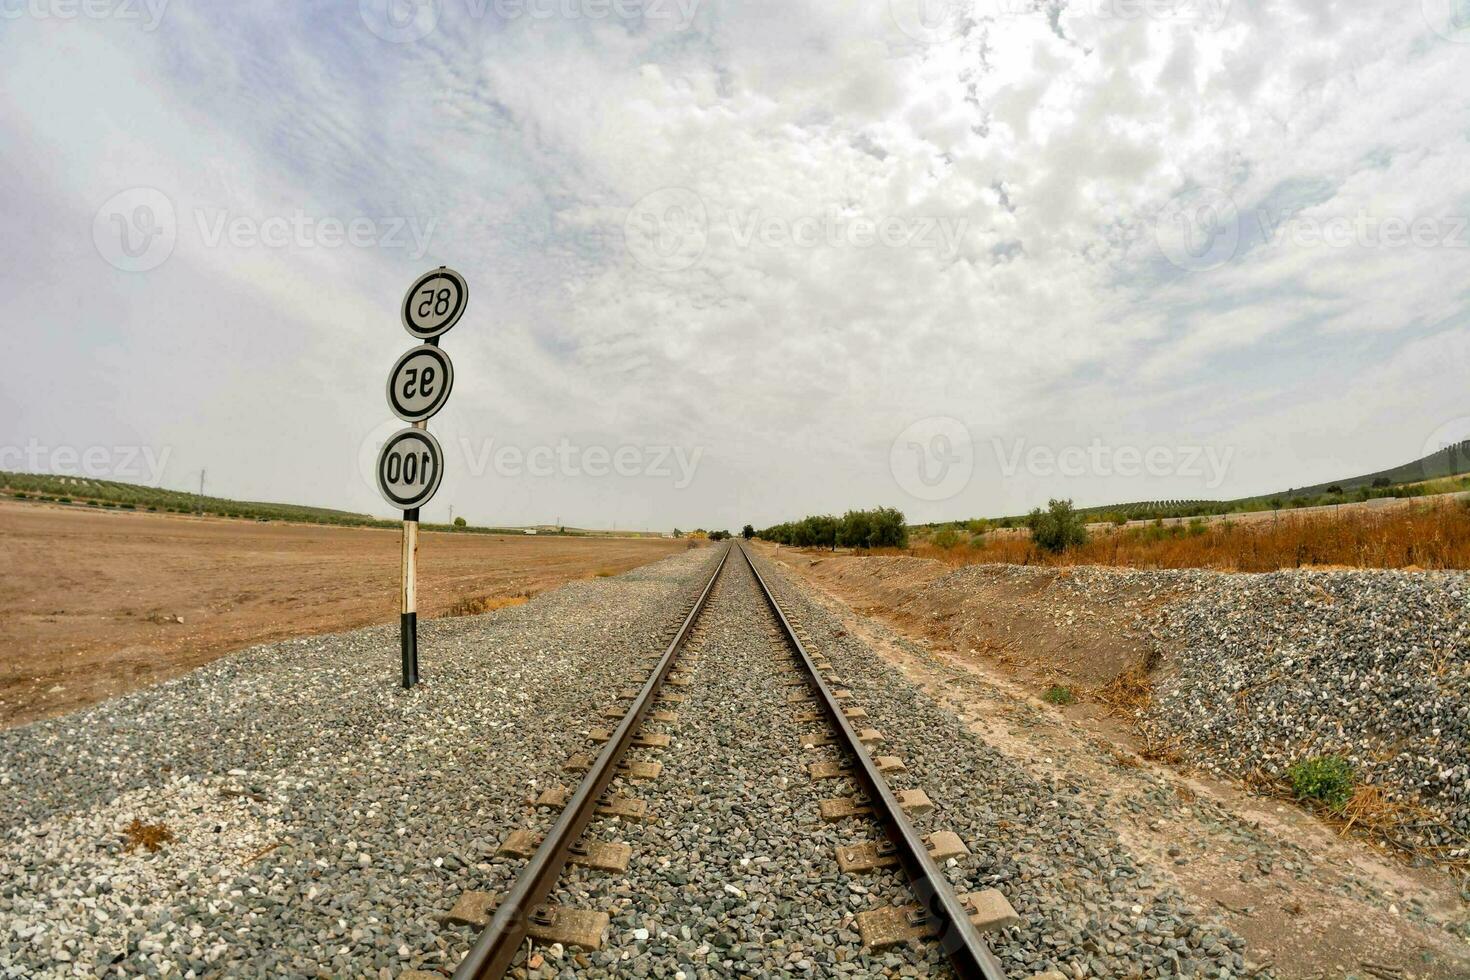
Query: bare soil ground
[
  {"left": 760, "top": 544, "right": 1470, "bottom": 979},
  {"left": 0, "top": 500, "right": 686, "bottom": 728}
]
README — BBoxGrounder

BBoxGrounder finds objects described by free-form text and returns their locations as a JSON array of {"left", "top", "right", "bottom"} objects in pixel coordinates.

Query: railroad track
[{"left": 435, "top": 542, "right": 1013, "bottom": 979}]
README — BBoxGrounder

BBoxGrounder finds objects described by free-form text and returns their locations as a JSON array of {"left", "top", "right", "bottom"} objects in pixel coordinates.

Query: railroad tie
[
  {"left": 835, "top": 830, "right": 969, "bottom": 873},
  {"left": 443, "top": 892, "right": 609, "bottom": 951},
  {"left": 855, "top": 889, "right": 1020, "bottom": 949},
  {"left": 498, "top": 830, "right": 631, "bottom": 873},
  {"left": 818, "top": 788, "right": 934, "bottom": 821}
]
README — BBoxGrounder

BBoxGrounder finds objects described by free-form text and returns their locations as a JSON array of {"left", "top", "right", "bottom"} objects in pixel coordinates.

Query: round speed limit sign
[
  {"left": 376, "top": 427, "right": 445, "bottom": 510},
  {"left": 401, "top": 267, "right": 468, "bottom": 340},
  {"left": 386, "top": 344, "right": 454, "bottom": 423}
]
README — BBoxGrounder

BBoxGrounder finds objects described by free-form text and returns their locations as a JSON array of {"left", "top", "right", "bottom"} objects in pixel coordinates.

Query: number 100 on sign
[{"left": 377, "top": 428, "right": 445, "bottom": 511}]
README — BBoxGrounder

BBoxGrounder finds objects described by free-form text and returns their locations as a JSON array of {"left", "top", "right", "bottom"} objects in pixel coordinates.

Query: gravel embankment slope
[
  {"left": 1135, "top": 569, "right": 1470, "bottom": 856},
  {"left": 822, "top": 557, "right": 1470, "bottom": 859}
]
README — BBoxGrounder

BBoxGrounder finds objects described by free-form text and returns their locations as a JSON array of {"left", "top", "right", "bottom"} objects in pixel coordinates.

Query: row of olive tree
[{"left": 757, "top": 507, "right": 908, "bottom": 550}]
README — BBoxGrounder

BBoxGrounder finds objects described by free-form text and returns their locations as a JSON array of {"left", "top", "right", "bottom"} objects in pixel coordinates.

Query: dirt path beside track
[{"left": 0, "top": 500, "right": 687, "bottom": 728}]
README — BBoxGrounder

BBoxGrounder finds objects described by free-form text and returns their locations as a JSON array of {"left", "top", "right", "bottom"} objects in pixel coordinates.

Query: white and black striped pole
[{"left": 377, "top": 267, "right": 468, "bottom": 689}]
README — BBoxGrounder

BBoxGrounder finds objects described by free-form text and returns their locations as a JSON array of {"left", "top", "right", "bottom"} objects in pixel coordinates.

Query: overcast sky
[{"left": 2, "top": 0, "right": 1468, "bottom": 531}]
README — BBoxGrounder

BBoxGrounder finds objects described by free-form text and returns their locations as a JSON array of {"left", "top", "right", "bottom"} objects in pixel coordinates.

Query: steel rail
[
  {"left": 454, "top": 543, "right": 732, "bottom": 979},
  {"left": 737, "top": 542, "right": 1009, "bottom": 980}
]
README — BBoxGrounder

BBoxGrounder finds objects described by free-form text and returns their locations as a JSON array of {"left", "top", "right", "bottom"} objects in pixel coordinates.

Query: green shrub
[
  {"left": 931, "top": 528, "right": 962, "bottom": 549},
  {"left": 1026, "top": 499, "right": 1089, "bottom": 553},
  {"left": 1286, "top": 755, "right": 1355, "bottom": 810},
  {"left": 1042, "top": 685, "right": 1075, "bottom": 706}
]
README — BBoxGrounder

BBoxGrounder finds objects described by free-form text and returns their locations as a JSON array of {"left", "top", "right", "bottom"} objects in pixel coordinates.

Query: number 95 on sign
[
  {"left": 377, "top": 428, "right": 444, "bottom": 511},
  {"left": 387, "top": 344, "right": 453, "bottom": 423}
]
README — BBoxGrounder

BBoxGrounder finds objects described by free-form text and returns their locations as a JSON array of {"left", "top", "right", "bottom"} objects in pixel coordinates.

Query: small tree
[
  {"left": 1026, "top": 498, "right": 1088, "bottom": 554},
  {"left": 453, "top": 516, "right": 467, "bottom": 528},
  {"left": 741, "top": 524, "right": 754, "bottom": 539}
]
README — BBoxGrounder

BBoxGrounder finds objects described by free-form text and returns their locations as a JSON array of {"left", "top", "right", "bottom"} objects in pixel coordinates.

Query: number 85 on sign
[
  {"left": 401, "top": 267, "right": 468, "bottom": 340},
  {"left": 377, "top": 428, "right": 444, "bottom": 511}
]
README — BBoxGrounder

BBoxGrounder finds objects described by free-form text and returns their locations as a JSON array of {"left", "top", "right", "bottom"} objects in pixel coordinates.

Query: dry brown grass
[
  {"left": 1094, "top": 666, "right": 1155, "bottom": 717},
  {"left": 895, "top": 498, "right": 1470, "bottom": 572},
  {"left": 442, "top": 594, "right": 529, "bottom": 617},
  {"left": 1241, "top": 770, "right": 1468, "bottom": 864},
  {"left": 122, "top": 818, "right": 174, "bottom": 853}
]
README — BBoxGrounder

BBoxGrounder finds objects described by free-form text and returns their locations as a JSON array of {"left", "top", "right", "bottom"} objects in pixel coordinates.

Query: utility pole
[{"left": 199, "top": 469, "right": 205, "bottom": 497}]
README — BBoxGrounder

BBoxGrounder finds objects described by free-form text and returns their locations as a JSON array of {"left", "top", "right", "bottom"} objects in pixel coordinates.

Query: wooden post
[{"left": 401, "top": 507, "right": 419, "bottom": 688}]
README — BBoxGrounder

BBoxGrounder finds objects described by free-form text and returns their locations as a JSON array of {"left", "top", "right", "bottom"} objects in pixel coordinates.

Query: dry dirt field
[{"left": 0, "top": 501, "right": 687, "bottom": 728}]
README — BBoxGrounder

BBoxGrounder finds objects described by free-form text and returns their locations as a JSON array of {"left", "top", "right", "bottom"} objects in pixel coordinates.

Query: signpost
[{"left": 377, "top": 266, "right": 468, "bottom": 688}]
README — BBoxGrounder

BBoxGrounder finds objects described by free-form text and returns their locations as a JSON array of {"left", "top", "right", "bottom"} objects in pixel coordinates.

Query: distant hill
[
  {"left": 0, "top": 471, "right": 392, "bottom": 527},
  {"left": 917, "top": 440, "right": 1470, "bottom": 530},
  {"left": 1281, "top": 440, "right": 1470, "bottom": 498},
  {"left": 0, "top": 471, "right": 665, "bottom": 537}
]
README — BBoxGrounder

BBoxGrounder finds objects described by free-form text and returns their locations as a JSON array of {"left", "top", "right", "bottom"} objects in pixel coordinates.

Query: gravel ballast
[
  {"left": 0, "top": 548, "right": 721, "bottom": 978},
  {"left": 3, "top": 544, "right": 1263, "bottom": 978}
]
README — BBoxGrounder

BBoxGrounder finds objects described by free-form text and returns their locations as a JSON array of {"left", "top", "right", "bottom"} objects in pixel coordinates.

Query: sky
[{"left": 1, "top": 0, "right": 1468, "bottom": 531}]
